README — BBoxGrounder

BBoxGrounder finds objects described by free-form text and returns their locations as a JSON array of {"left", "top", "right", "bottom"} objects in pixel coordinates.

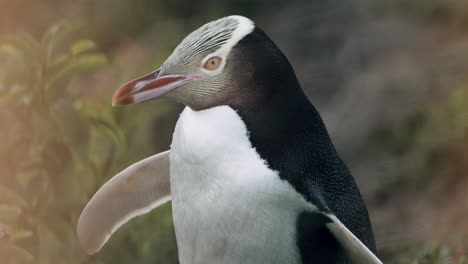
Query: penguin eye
[{"left": 203, "top": 56, "right": 222, "bottom": 71}]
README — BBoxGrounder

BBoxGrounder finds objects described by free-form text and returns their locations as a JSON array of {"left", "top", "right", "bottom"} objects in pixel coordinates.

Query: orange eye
[{"left": 203, "top": 56, "right": 222, "bottom": 71}]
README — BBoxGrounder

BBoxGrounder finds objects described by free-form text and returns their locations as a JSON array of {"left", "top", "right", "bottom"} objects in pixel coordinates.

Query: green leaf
[
  {"left": 16, "top": 168, "right": 41, "bottom": 187},
  {"left": 40, "top": 22, "right": 61, "bottom": 68},
  {"left": 0, "top": 185, "right": 28, "bottom": 207},
  {"left": 71, "top": 53, "right": 109, "bottom": 71},
  {"left": 70, "top": 39, "right": 97, "bottom": 56},
  {"left": 9, "top": 229, "right": 33, "bottom": 242},
  {"left": 0, "top": 34, "right": 43, "bottom": 94},
  {"left": 0, "top": 44, "right": 24, "bottom": 63},
  {"left": 0, "top": 205, "right": 21, "bottom": 222},
  {"left": 0, "top": 45, "right": 32, "bottom": 85},
  {"left": 40, "top": 20, "right": 82, "bottom": 66},
  {"left": 0, "top": 90, "right": 24, "bottom": 109},
  {"left": 50, "top": 100, "right": 90, "bottom": 156},
  {"left": 41, "top": 21, "right": 84, "bottom": 62},
  {"left": 36, "top": 224, "right": 61, "bottom": 264},
  {"left": 48, "top": 54, "right": 70, "bottom": 75},
  {"left": 1, "top": 243, "right": 34, "bottom": 263},
  {"left": 46, "top": 53, "right": 110, "bottom": 101},
  {"left": 90, "top": 117, "right": 126, "bottom": 153},
  {"left": 0, "top": 33, "right": 41, "bottom": 71}
]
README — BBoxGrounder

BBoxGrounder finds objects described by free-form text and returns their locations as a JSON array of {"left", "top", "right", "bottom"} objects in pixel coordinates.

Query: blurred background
[{"left": 0, "top": 0, "right": 467, "bottom": 263}]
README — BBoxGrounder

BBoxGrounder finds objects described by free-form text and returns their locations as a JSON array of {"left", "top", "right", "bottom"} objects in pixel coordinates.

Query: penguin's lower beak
[{"left": 112, "top": 69, "right": 198, "bottom": 106}]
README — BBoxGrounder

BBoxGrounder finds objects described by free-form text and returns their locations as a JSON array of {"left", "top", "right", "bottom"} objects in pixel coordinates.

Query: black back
[{"left": 223, "top": 27, "right": 377, "bottom": 263}]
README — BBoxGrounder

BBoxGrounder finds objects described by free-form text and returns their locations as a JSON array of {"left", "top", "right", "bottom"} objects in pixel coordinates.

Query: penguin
[{"left": 77, "top": 16, "right": 382, "bottom": 264}]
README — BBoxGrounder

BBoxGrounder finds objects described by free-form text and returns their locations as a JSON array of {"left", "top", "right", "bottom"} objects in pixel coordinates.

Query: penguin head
[{"left": 113, "top": 15, "right": 297, "bottom": 111}]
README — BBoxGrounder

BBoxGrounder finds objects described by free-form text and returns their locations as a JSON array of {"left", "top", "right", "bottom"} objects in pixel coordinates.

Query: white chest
[{"left": 169, "top": 106, "right": 315, "bottom": 264}]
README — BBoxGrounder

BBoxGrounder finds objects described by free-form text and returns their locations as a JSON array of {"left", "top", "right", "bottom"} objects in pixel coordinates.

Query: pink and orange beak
[{"left": 112, "top": 69, "right": 199, "bottom": 106}]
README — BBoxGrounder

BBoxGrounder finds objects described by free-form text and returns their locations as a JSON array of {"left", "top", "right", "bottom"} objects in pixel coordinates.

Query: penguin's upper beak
[{"left": 112, "top": 69, "right": 199, "bottom": 106}]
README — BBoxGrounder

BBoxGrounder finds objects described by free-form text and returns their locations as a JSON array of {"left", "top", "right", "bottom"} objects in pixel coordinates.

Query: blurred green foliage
[
  {"left": 0, "top": 22, "right": 178, "bottom": 264},
  {"left": 372, "top": 0, "right": 468, "bottom": 27},
  {"left": 79, "top": 0, "right": 276, "bottom": 49},
  {"left": 400, "top": 245, "right": 466, "bottom": 264},
  {"left": 374, "top": 84, "right": 468, "bottom": 197}
]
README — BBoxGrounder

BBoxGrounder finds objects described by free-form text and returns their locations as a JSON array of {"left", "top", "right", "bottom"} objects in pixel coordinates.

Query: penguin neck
[{"left": 232, "top": 80, "right": 341, "bottom": 176}]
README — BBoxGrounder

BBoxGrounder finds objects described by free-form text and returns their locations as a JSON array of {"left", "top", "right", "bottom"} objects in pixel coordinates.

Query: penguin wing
[
  {"left": 77, "top": 150, "right": 171, "bottom": 255},
  {"left": 326, "top": 214, "right": 382, "bottom": 264}
]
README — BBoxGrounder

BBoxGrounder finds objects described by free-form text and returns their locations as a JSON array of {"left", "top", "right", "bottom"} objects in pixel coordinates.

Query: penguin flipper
[
  {"left": 77, "top": 150, "right": 171, "bottom": 255},
  {"left": 326, "top": 215, "right": 383, "bottom": 264}
]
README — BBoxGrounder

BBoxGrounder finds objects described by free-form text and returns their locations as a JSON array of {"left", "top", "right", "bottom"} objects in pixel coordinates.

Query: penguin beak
[{"left": 112, "top": 69, "right": 199, "bottom": 106}]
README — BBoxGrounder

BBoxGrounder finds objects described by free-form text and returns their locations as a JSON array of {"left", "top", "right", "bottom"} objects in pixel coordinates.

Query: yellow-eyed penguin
[{"left": 77, "top": 15, "right": 382, "bottom": 264}]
